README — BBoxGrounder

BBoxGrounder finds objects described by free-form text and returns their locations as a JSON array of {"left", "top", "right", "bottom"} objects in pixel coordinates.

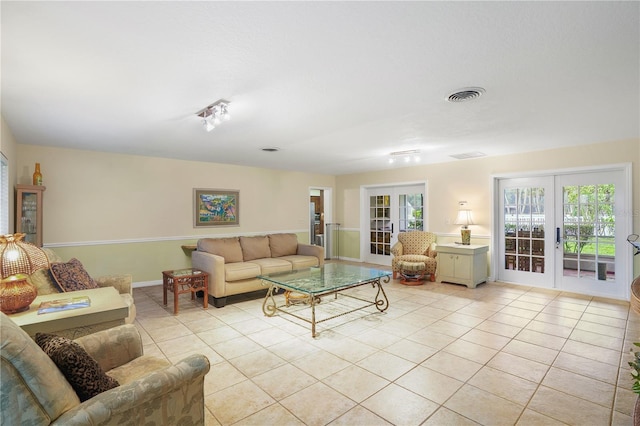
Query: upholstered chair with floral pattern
[
  {"left": 391, "top": 231, "right": 438, "bottom": 281},
  {"left": 1, "top": 313, "right": 210, "bottom": 425}
]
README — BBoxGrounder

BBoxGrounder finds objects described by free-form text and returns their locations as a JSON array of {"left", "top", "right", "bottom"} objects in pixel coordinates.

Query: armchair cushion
[
  {"left": 49, "top": 258, "right": 99, "bottom": 292},
  {"left": 35, "top": 333, "right": 119, "bottom": 402}
]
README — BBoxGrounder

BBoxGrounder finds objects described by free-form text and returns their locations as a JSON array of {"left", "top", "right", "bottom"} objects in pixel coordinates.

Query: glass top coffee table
[{"left": 259, "top": 263, "right": 391, "bottom": 337}]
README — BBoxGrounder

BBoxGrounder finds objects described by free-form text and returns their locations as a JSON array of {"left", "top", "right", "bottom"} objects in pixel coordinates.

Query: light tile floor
[{"left": 133, "top": 265, "right": 639, "bottom": 425}]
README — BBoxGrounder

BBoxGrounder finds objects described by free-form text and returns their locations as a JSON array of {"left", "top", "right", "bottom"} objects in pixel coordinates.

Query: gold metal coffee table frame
[{"left": 260, "top": 264, "right": 391, "bottom": 338}]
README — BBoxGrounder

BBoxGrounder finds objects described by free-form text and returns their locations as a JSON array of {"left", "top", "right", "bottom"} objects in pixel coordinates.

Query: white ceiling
[{"left": 2, "top": 1, "right": 639, "bottom": 175}]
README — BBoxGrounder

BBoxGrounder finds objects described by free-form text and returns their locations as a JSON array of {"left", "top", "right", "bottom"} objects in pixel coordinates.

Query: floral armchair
[
  {"left": 0, "top": 313, "right": 210, "bottom": 425},
  {"left": 391, "top": 231, "right": 438, "bottom": 281}
]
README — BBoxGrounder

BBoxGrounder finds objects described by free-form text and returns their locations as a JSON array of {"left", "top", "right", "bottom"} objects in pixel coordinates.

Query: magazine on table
[{"left": 37, "top": 296, "right": 91, "bottom": 314}]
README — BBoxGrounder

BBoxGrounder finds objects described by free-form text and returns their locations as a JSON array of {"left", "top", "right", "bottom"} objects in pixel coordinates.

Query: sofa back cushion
[
  {"left": 197, "top": 237, "right": 243, "bottom": 263},
  {"left": 269, "top": 233, "right": 298, "bottom": 257},
  {"left": 0, "top": 313, "right": 80, "bottom": 424},
  {"left": 239, "top": 236, "right": 271, "bottom": 261},
  {"left": 27, "top": 248, "right": 64, "bottom": 295}
]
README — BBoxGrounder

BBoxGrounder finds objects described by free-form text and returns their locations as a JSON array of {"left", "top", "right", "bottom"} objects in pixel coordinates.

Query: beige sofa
[
  {"left": 192, "top": 233, "right": 324, "bottom": 307},
  {"left": 1, "top": 313, "right": 210, "bottom": 425},
  {"left": 27, "top": 249, "right": 136, "bottom": 325}
]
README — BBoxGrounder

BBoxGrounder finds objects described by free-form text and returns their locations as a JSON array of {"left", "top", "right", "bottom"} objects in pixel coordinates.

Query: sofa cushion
[
  {"left": 49, "top": 258, "right": 99, "bottom": 292},
  {"left": 35, "top": 332, "right": 119, "bottom": 402},
  {"left": 268, "top": 233, "right": 299, "bottom": 257},
  {"left": 279, "top": 255, "right": 320, "bottom": 270},
  {"left": 225, "top": 262, "right": 262, "bottom": 282},
  {"left": 28, "top": 268, "right": 62, "bottom": 295},
  {"left": 240, "top": 236, "right": 271, "bottom": 261},
  {"left": 250, "top": 258, "right": 293, "bottom": 275},
  {"left": 197, "top": 237, "right": 243, "bottom": 264}
]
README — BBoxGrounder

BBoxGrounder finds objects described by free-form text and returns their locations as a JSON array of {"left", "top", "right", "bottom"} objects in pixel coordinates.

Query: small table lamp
[
  {"left": 454, "top": 201, "right": 475, "bottom": 245},
  {"left": 0, "top": 233, "right": 49, "bottom": 314}
]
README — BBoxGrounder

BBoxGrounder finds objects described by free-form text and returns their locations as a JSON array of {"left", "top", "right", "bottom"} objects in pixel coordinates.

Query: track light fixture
[
  {"left": 196, "top": 99, "right": 231, "bottom": 132},
  {"left": 388, "top": 149, "right": 421, "bottom": 164}
]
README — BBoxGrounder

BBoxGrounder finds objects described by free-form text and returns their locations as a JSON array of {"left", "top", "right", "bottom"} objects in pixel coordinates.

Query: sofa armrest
[
  {"left": 94, "top": 274, "right": 133, "bottom": 296},
  {"left": 297, "top": 243, "right": 325, "bottom": 267},
  {"left": 52, "top": 354, "right": 211, "bottom": 426},
  {"left": 192, "top": 251, "right": 226, "bottom": 298},
  {"left": 74, "top": 324, "right": 143, "bottom": 372}
]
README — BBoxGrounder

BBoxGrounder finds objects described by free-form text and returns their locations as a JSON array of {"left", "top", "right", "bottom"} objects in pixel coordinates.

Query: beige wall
[
  {"left": 1, "top": 116, "right": 18, "bottom": 232},
  {"left": 5, "top": 126, "right": 639, "bottom": 286},
  {"left": 335, "top": 139, "right": 639, "bottom": 278},
  {"left": 13, "top": 143, "right": 335, "bottom": 283}
]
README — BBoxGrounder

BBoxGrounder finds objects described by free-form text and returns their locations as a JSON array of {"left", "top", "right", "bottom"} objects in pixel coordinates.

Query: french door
[
  {"left": 497, "top": 168, "right": 630, "bottom": 299},
  {"left": 364, "top": 184, "right": 425, "bottom": 265},
  {"left": 555, "top": 172, "right": 628, "bottom": 297}
]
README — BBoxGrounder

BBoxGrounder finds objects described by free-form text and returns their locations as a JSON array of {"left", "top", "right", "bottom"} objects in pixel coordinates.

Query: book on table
[{"left": 38, "top": 296, "right": 91, "bottom": 314}]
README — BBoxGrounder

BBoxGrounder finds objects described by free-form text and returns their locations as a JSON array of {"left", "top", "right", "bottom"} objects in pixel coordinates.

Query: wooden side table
[{"left": 162, "top": 268, "right": 209, "bottom": 314}]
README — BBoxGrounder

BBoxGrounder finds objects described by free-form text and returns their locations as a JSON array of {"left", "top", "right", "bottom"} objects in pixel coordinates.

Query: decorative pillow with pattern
[
  {"left": 49, "top": 258, "right": 99, "bottom": 292},
  {"left": 35, "top": 332, "right": 119, "bottom": 401}
]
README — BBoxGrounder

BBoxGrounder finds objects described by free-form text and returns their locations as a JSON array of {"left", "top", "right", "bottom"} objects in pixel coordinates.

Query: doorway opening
[{"left": 310, "top": 187, "right": 333, "bottom": 259}]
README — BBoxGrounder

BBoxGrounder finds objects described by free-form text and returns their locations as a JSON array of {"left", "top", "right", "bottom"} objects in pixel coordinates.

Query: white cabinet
[{"left": 436, "top": 243, "right": 488, "bottom": 288}]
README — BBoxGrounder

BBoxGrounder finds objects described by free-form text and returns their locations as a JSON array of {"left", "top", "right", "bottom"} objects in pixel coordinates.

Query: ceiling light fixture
[
  {"left": 196, "top": 99, "right": 231, "bottom": 132},
  {"left": 388, "top": 149, "right": 421, "bottom": 164}
]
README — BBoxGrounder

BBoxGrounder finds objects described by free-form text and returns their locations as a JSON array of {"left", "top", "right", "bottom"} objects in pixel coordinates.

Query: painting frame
[{"left": 193, "top": 188, "right": 239, "bottom": 227}]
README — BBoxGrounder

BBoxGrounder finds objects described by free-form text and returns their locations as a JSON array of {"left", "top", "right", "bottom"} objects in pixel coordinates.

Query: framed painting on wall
[{"left": 193, "top": 188, "right": 239, "bottom": 227}]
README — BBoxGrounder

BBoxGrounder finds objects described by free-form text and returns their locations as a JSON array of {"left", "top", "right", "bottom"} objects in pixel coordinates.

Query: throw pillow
[
  {"left": 239, "top": 236, "right": 271, "bottom": 261},
  {"left": 35, "top": 333, "right": 119, "bottom": 402},
  {"left": 49, "top": 258, "right": 99, "bottom": 292},
  {"left": 268, "top": 233, "right": 298, "bottom": 257}
]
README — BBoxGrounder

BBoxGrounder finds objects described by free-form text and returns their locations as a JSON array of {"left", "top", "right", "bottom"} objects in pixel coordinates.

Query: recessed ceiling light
[
  {"left": 261, "top": 147, "right": 280, "bottom": 152},
  {"left": 447, "top": 87, "right": 485, "bottom": 103}
]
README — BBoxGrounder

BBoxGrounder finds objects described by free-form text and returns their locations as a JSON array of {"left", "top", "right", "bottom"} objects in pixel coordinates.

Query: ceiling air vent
[
  {"left": 261, "top": 147, "right": 280, "bottom": 152},
  {"left": 447, "top": 87, "right": 485, "bottom": 103},
  {"left": 450, "top": 151, "right": 486, "bottom": 160}
]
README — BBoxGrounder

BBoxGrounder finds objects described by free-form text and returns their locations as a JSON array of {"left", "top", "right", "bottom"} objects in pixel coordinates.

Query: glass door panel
[
  {"left": 369, "top": 194, "right": 391, "bottom": 257},
  {"left": 499, "top": 177, "right": 554, "bottom": 287},
  {"left": 398, "top": 192, "right": 424, "bottom": 232},
  {"left": 561, "top": 183, "right": 616, "bottom": 282}
]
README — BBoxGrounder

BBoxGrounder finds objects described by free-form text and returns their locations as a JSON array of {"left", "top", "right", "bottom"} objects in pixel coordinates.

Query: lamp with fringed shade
[{"left": 0, "top": 233, "right": 49, "bottom": 314}]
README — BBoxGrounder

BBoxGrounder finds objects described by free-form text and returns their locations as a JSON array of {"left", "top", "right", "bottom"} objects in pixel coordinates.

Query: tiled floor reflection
[{"left": 133, "top": 264, "right": 639, "bottom": 425}]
